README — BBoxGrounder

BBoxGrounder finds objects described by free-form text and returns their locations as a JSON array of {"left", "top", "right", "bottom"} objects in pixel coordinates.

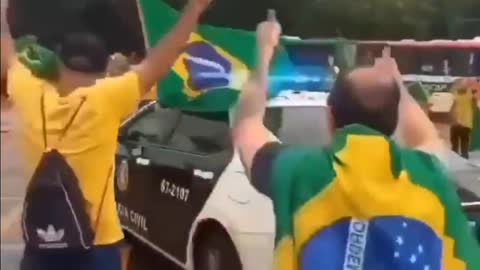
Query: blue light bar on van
[
  {"left": 194, "top": 72, "right": 332, "bottom": 85},
  {"left": 270, "top": 75, "right": 323, "bottom": 83},
  {"left": 194, "top": 69, "right": 335, "bottom": 94},
  {"left": 269, "top": 65, "right": 335, "bottom": 95}
]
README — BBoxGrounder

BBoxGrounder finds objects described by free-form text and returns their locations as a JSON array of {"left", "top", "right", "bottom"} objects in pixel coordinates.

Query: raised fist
[
  {"left": 374, "top": 46, "right": 401, "bottom": 79},
  {"left": 256, "top": 21, "right": 281, "bottom": 49}
]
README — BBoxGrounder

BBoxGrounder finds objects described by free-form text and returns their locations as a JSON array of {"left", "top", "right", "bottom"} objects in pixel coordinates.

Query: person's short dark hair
[
  {"left": 327, "top": 69, "right": 401, "bottom": 136},
  {"left": 57, "top": 32, "right": 109, "bottom": 73}
]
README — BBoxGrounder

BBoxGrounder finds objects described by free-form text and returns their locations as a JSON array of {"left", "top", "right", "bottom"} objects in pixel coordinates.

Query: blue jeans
[{"left": 20, "top": 245, "right": 122, "bottom": 270}]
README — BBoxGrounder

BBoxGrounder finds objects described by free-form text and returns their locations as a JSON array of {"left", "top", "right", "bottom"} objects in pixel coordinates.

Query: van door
[
  {"left": 118, "top": 109, "right": 233, "bottom": 263},
  {"left": 115, "top": 105, "right": 180, "bottom": 239}
]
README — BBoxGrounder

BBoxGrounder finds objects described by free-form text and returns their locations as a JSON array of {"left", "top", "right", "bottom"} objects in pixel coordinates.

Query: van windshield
[
  {"left": 393, "top": 47, "right": 477, "bottom": 76},
  {"left": 263, "top": 107, "right": 331, "bottom": 146}
]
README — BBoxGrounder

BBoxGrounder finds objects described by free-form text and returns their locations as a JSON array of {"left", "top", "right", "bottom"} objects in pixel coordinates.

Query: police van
[
  {"left": 114, "top": 90, "right": 480, "bottom": 270},
  {"left": 115, "top": 91, "right": 330, "bottom": 270}
]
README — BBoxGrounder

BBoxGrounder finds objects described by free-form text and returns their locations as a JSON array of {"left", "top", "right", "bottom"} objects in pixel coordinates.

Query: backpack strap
[
  {"left": 94, "top": 165, "right": 113, "bottom": 232},
  {"left": 40, "top": 92, "right": 48, "bottom": 149},
  {"left": 40, "top": 93, "right": 87, "bottom": 148},
  {"left": 58, "top": 96, "right": 87, "bottom": 143}
]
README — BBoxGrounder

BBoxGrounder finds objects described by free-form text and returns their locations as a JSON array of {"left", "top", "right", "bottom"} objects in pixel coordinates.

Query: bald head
[{"left": 328, "top": 66, "right": 401, "bottom": 136}]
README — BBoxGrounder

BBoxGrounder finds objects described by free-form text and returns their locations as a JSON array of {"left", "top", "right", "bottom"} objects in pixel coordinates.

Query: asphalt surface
[
  {"left": 1, "top": 109, "right": 26, "bottom": 270},
  {"left": 0, "top": 108, "right": 180, "bottom": 270}
]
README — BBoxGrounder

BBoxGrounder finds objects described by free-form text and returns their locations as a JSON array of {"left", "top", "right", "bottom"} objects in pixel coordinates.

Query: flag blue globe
[{"left": 301, "top": 217, "right": 442, "bottom": 270}]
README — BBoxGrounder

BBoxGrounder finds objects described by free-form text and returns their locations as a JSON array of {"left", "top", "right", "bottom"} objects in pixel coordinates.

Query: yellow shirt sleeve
[{"left": 95, "top": 71, "right": 141, "bottom": 120}]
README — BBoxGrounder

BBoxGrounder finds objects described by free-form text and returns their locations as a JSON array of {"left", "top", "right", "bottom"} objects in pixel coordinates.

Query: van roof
[
  {"left": 140, "top": 90, "right": 329, "bottom": 115},
  {"left": 267, "top": 90, "right": 328, "bottom": 107},
  {"left": 358, "top": 40, "right": 480, "bottom": 49}
]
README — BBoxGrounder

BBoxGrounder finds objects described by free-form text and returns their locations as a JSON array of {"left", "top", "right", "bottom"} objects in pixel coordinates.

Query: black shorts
[{"left": 20, "top": 245, "right": 122, "bottom": 270}]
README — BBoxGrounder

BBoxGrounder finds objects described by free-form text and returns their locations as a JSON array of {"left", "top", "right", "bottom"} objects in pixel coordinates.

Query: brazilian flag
[
  {"left": 138, "top": 0, "right": 295, "bottom": 112},
  {"left": 267, "top": 125, "right": 480, "bottom": 270}
]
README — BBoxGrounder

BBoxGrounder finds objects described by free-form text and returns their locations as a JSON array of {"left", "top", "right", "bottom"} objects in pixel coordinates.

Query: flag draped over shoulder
[
  {"left": 138, "top": 0, "right": 291, "bottom": 112},
  {"left": 268, "top": 125, "right": 480, "bottom": 270}
]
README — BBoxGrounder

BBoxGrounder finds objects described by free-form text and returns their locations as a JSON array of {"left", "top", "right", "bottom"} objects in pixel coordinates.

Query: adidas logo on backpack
[
  {"left": 22, "top": 95, "right": 100, "bottom": 250},
  {"left": 35, "top": 225, "right": 68, "bottom": 249},
  {"left": 37, "top": 225, "right": 65, "bottom": 243}
]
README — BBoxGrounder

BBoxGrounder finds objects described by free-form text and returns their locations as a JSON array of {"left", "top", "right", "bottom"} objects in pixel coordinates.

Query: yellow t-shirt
[
  {"left": 7, "top": 61, "right": 140, "bottom": 245},
  {"left": 453, "top": 88, "right": 474, "bottom": 129}
]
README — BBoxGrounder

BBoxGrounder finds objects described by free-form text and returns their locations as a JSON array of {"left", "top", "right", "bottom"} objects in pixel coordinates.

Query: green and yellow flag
[
  {"left": 267, "top": 125, "right": 480, "bottom": 270},
  {"left": 138, "top": 0, "right": 288, "bottom": 112}
]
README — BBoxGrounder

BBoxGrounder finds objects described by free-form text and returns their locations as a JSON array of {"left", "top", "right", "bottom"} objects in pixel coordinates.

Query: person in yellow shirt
[
  {"left": 450, "top": 78, "right": 476, "bottom": 159},
  {"left": 1, "top": 0, "right": 212, "bottom": 269}
]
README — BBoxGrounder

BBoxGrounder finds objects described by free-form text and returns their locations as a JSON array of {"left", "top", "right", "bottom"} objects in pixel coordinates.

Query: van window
[
  {"left": 276, "top": 43, "right": 337, "bottom": 92},
  {"left": 264, "top": 107, "right": 331, "bottom": 147},
  {"left": 391, "top": 47, "right": 448, "bottom": 76},
  {"left": 392, "top": 47, "right": 478, "bottom": 77},
  {"left": 126, "top": 105, "right": 181, "bottom": 145},
  {"left": 449, "top": 50, "right": 479, "bottom": 76},
  {"left": 166, "top": 112, "right": 231, "bottom": 154}
]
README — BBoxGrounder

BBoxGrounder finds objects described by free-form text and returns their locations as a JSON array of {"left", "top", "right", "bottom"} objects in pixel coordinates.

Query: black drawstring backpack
[{"left": 22, "top": 93, "right": 109, "bottom": 250}]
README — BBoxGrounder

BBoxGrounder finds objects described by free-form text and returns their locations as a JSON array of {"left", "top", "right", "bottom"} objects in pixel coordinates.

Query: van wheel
[
  {"left": 123, "top": 232, "right": 161, "bottom": 270},
  {"left": 194, "top": 229, "right": 242, "bottom": 270}
]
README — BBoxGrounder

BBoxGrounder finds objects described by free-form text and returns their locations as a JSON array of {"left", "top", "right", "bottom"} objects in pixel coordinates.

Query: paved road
[
  {"left": 1, "top": 109, "right": 26, "bottom": 270},
  {"left": 0, "top": 109, "right": 179, "bottom": 270},
  {"left": 471, "top": 152, "right": 480, "bottom": 167}
]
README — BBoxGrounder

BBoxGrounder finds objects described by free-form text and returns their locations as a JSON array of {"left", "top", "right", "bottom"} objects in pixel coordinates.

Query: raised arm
[
  {"left": 131, "top": 0, "right": 211, "bottom": 96},
  {"left": 374, "top": 48, "right": 446, "bottom": 159},
  {"left": 397, "top": 76, "right": 446, "bottom": 157},
  {"left": 385, "top": 53, "right": 446, "bottom": 160},
  {"left": 231, "top": 12, "right": 281, "bottom": 175},
  {"left": 1, "top": 0, "right": 14, "bottom": 80}
]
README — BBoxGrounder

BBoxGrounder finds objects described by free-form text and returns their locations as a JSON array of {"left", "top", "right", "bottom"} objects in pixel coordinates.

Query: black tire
[
  {"left": 194, "top": 228, "right": 242, "bottom": 270},
  {"left": 125, "top": 231, "right": 182, "bottom": 270},
  {"left": 124, "top": 233, "right": 154, "bottom": 270}
]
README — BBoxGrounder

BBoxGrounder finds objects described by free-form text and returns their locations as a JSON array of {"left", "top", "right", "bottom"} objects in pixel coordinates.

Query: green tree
[
  {"left": 11, "top": 0, "right": 479, "bottom": 46},
  {"left": 444, "top": 0, "right": 480, "bottom": 38},
  {"left": 277, "top": 0, "right": 444, "bottom": 40}
]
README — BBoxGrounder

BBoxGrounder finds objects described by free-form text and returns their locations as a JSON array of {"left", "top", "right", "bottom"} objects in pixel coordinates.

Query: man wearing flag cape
[{"left": 232, "top": 13, "right": 480, "bottom": 269}]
